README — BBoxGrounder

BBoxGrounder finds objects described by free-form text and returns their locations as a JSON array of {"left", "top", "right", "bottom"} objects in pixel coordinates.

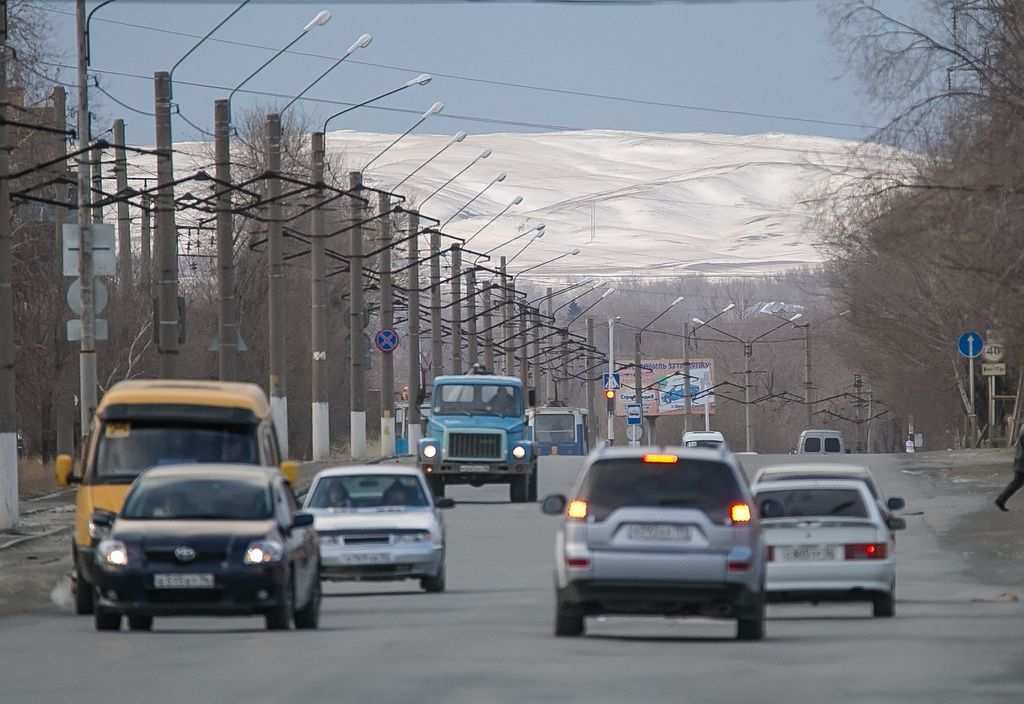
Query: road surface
[{"left": 1, "top": 453, "right": 1022, "bottom": 703}]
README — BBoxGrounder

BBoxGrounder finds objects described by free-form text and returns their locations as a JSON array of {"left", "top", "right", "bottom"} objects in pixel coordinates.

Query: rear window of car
[
  {"left": 803, "top": 437, "right": 821, "bottom": 452},
  {"left": 824, "top": 437, "right": 842, "bottom": 452},
  {"left": 756, "top": 488, "right": 868, "bottom": 519},
  {"left": 766, "top": 474, "right": 880, "bottom": 499},
  {"left": 578, "top": 458, "right": 743, "bottom": 523}
]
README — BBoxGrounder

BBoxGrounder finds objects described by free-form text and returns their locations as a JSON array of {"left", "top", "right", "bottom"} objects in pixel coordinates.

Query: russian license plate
[
  {"left": 627, "top": 524, "right": 692, "bottom": 542},
  {"left": 459, "top": 464, "right": 488, "bottom": 472},
  {"left": 338, "top": 552, "right": 391, "bottom": 565},
  {"left": 153, "top": 573, "right": 214, "bottom": 589},
  {"left": 777, "top": 545, "right": 840, "bottom": 562}
]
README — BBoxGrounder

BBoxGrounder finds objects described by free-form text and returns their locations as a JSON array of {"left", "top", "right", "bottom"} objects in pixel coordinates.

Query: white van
[
  {"left": 682, "top": 430, "right": 727, "bottom": 450},
  {"left": 797, "top": 429, "right": 845, "bottom": 455}
]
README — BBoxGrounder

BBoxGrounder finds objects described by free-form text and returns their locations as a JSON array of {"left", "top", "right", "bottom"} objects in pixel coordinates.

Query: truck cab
[{"left": 418, "top": 368, "right": 537, "bottom": 503}]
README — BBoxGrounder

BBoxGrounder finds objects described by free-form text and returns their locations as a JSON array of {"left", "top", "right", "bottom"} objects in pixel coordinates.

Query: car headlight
[
  {"left": 512, "top": 445, "right": 527, "bottom": 460},
  {"left": 97, "top": 539, "right": 129, "bottom": 568},
  {"left": 244, "top": 539, "right": 284, "bottom": 565},
  {"left": 422, "top": 444, "right": 438, "bottom": 459},
  {"left": 88, "top": 519, "right": 111, "bottom": 541},
  {"left": 395, "top": 531, "right": 431, "bottom": 544}
]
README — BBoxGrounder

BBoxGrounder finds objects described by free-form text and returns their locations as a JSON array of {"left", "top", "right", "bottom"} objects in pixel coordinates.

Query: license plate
[
  {"left": 337, "top": 552, "right": 391, "bottom": 565},
  {"left": 627, "top": 524, "right": 692, "bottom": 542},
  {"left": 777, "top": 545, "right": 840, "bottom": 562},
  {"left": 153, "top": 573, "right": 214, "bottom": 589},
  {"left": 459, "top": 464, "right": 488, "bottom": 472}
]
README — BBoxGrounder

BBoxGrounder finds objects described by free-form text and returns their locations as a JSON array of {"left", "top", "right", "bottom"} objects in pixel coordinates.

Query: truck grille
[{"left": 449, "top": 433, "right": 501, "bottom": 459}]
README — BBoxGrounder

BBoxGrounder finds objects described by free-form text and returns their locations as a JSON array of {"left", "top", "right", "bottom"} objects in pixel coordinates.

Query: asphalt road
[{"left": 1, "top": 453, "right": 1023, "bottom": 704}]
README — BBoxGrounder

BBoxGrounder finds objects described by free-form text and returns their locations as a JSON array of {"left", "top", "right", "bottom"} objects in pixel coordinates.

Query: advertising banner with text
[{"left": 616, "top": 358, "right": 715, "bottom": 416}]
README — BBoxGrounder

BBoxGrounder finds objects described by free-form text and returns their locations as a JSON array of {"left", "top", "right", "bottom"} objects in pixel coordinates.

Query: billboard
[{"left": 615, "top": 358, "right": 715, "bottom": 417}]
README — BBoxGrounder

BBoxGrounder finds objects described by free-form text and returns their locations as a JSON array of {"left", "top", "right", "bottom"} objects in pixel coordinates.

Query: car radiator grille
[{"left": 448, "top": 433, "right": 501, "bottom": 459}]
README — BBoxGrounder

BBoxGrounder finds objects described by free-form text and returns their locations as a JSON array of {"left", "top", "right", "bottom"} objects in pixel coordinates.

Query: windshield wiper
[{"left": 828, "top": 500, "right": 857, "bottom": 515}]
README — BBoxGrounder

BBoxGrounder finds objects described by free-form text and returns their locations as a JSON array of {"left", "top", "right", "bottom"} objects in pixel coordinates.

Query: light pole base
[
  {"left": 350, "top": 411, "right": 367, "bottom": 460},
  {"left": 408, "top": 423, "right": 422, "bottom": 455},
  {"left": 0, "top": 433, "right": 17, "bottom": 530},
  {"left": 312, "top": 401, "right": 330, "bottom": 461},
  {"left": 271, "top": 395, "right": 289, "bottom": 459},
  {"left": 380, "top": 416, "right": 396, "bottom": 458}
]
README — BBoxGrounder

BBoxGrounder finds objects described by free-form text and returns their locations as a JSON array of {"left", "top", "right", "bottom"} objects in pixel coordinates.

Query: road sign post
[
  {"left": 626, "top": 403, "right": 642, "bottom": 446},
  {"left": 959, "top": 331, "right": 983, "bottom": 447}
]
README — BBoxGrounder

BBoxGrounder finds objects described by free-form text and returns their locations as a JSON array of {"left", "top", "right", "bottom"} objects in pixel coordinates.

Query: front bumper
[
  {"left": 422, "top": 461, "right": 532, "bottom": 481},
  {"left": 319, "top": 543, "right": 443, "bottom": 581},
  {"left": 92, "top": 564, "right": 288, "bottom": 616},
  {"left": 766, "top": 560, "right": 895, "bottom": 600},
  {"left": 560, "top": 579, "right": 763, "bottom": 619}
]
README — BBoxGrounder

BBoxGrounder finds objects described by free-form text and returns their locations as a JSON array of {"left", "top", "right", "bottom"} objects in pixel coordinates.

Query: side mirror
[
  {"left": 292, "top": 512, "right": 315, "bottom": 529},
  {"left": 886, "top": 516, "right": 907, "bottom": 531},
  {"left": 886, "top": 497, "right": 906, "bottom": 512},
  {"left": 435, "top": 497, "right": 456, "bottom": 510},
  {"left": 55, "top": 454, "right": 76, "bottom": 486},
  {"left": 280, "top": 460, "right": 299, "bottom": 485},
  {"left": 90, "top": 509, "right": 116, "bottom": 529},
  {"left": 541, "top": 494, "right": 567, "bottom": 515}
]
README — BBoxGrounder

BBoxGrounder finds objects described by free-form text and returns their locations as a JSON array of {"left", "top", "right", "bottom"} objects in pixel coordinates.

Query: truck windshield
[
  {"left": 535, "top": 413, "right": 575, "bottom": 443},
  {"left": 435, "top": 384, "right": 521, "bottom": 417}
]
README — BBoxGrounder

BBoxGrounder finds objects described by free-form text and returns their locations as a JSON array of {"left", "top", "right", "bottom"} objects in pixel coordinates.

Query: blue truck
[{"left": 418, "top": 368, "right": 537, "bottom": 503}]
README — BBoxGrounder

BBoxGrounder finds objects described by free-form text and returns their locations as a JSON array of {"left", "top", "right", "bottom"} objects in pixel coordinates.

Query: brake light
[
  {"left": 565, "top": 557, "right": 591, "bottom": 569},
  {"left": 642, "top": 454, "right": 679, "bottom": 464},
  {"left": 845, "top": 543, "right": 887, "bottom": 560},
  {"left": 567, "top": 500, "right": 589, "bottom": 520},
  {"left": 729, "top": 503, "right": 752, "bottom": 524}
]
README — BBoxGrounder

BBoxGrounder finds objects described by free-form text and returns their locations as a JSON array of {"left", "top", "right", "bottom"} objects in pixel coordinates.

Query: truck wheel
[
  {"left": 527, "top": 463, "right": 539, "bottom": 503},
  {"left": 74, "top": 551, "right": 94, "bottom": 615},
  {"left": 509, "top": 475, "right": 528, "bottom": 503},
  {"left": 429, "top": 476, "right": 445, "bottom": 498}
]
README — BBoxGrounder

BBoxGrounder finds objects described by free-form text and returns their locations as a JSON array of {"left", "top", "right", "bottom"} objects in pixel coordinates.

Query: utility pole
[
  {"left": 78, "top": 2, "right": 98, "bottom": 433},
  {"left": 532, "top": 310, "right": 542, "bottom": 403},
  {"left": 633, "top": 332, "right": 642, "bottom": 448},
  {"left": 91, "top": 143, "right": 103, "bottom": 224},
  {"left": 482, "top": 285, "right": 494, "bottom": 370},
  {"left": 586, "top": 318, "right": 597, "bottom": 444},
  {"left": 450, "top": 243, "right": 462, "bottom": 375},
  {"left": 744, "top": 343, "right": 752, "bottom": 452},
  {"left": 266, "top": 114, "right": 288, "bottom": 456},
  {"left": 51, "top": 86, "right": 73, "bottom": 459},
  {"left": 854, "top": 373, "right": 864, "bottom": 453},
  {"left": 802, "top": 322, "right": 813, "bottom": 426},
  {"left": 561, "top": 330, "right": 570, "bottom": 403},
  {"left": 214, "top": 99, "right": 237, "bottom": 382},
  {"left": 153, "top": 70, "right": 178, "bottom": 378},
  {"left": 406, "top": 209, "right": 421, "bottom": 450},
  {"left": 682, "top": 322, "right": 691, "bottom": 435},
  {"left": 544, "top": 287, "right": 553, "bottom": 401},
  {"left": 502, "top": 257, "right": 513, "bottom": 374},
  {"left": 519, "top": 305, "right": 529, "bottom": 393},
  {"left": 112, "top": 119, "right": 131, "bottom": 292},
  {"left": 140, "top": 192, "right": 151, "bottom": 298},
  {"left": 348, "top": 170, "right": 366, "bottom": 459},
  {"left": 429, "top": 228, "right": 443, "bottom": 380},
  {"left": 309, "top": 131, "right": 328, "bottom": 459},
  {"left": 607, "top": 317, "right": 616, "bottom": 445},
  {"left": 379, "top": 191, "right": 395, "bottom": 458},
  {"left": 0, "top": 10, "right": 18, "bottom": 529},
  {"left": 465, "top": 269, "right": 478, "bottom": 363}
]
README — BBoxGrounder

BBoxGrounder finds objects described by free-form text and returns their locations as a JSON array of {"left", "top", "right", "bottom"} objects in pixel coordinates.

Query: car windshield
[
  {"left": 94, "top": 421, "right": 259, "bottom": 479},
  {"left": 579, "top": 458, "right": 743, "bottom": 523},
  {"left": 307, "top": 474, "right": 429, "bottom": 511},
  {"left": 756, "top": 488, "right": 868, "bottom": 519},
  {"left": 121, "top": 476, "right": 273, "bottom": 520},
  {"left": 535, "top": 413, "right": 575, "bottom": 443},
  {"left": 434, "top": 384, "right": 521, "bottom": 417}
]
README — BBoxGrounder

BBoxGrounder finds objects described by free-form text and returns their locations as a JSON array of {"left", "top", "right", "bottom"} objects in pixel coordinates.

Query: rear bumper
[
  {"left": 766, "top": 561, "right": 894, "bottom": 599},
  {"left": 92, "top": 565, "right": 288, "bottom": 616},
  {"left": 560, "top": 579, "right": 763, "bottom": 619}
]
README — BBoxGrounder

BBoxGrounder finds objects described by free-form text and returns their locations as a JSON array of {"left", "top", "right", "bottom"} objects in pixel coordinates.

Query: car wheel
[
  {"left": 872, "top": 590, "right": 895, "bottom": 618},
  {"left": 509, "top": 475, "right": 528, "bottom": 503},
  {"left": 265, "top": 573, "right": 294, "bottom": 631},
  {"left": 421, "top": 559, "right": 446, "bottom": 593},
  {"left": 93, "top": 592, "right": 121, "bottom": 632},
  {"left": 736, "top": 594, "right": 766, "bottom": 641},
  {"left": 74, "top": 551, "right": 94, "bottom": 615},
  {"left": 527, "top": 464, "right": 539, "bottom": 503},
  {"left": 554, "top": 599, "right": 585, "bottom": 637},
  {"left": 293, "top": 569, "right": 321, "bottom": 630},
  {"left": 429, "top": 476, "right": 445, "bottom": 498},
  {"left": 128, "top": 615, "right": 153, "bottom": 632}
]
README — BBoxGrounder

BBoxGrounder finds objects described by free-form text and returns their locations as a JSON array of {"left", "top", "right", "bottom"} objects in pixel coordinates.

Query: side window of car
[
  {"left": 804, "top": 437, "right": 822, "bottom": 453},
  {"left": 824, "top": 437, "right": 841, "bottom": 453}
]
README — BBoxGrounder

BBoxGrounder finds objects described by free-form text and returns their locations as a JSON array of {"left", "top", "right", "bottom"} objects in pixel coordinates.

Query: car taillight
[
  {"left": 565, "top": 557, "right": 591, "bottom": 569},
  {"left": 845, "top": 543, "right": 887, "bottom": 560},
  {"left": 729, "top": 503, "right": 752, "bottom": 524},
  {"left": 567, "top": 499, "right": 588, "bottom": 520}
]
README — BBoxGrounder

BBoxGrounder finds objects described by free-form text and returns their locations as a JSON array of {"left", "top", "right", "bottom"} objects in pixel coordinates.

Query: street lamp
[
  {"left": 435, "top": 165, "right": 500, "bottom": 221},
  {"left": 483, "top": 223, "right": 545, "bottom": 256},
  {"left": 507, "top": 227, "right": 545, "bottom": 264},
  {"left": 463, "top": 195, "right": 523, "bottom": 246},
  {"left": 568, "top": 287, "right": 616, "bottom": 326},
  {"left": 630, "top": 295, "right": 685, "bottom": 447},
  {"left": 392, "top": 131, "right": 468, "bottom": 192},
  {"left": 321, "top": 74, "right": 433, "bottom": 134},
  {"left": 512, "top": 248, "right": 580, "bottom": 283},
  {"left": 363, "top": 101, "right": 444, "bottom": 171},
  {"left": 281, "top": 32, "right": 373, "bottom": 114}
]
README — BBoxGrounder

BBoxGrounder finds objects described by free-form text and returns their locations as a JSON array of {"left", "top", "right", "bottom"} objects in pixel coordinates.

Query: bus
[{"left": 527, "top": 405, "right": 589, "bottom": 456}]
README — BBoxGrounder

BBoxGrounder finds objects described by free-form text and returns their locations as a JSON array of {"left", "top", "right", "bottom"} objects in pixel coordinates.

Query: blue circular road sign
[
  {"left": 958, "top": 331, "right": 983, "bottom": 359},
  {"left": 375, "top": 328, "right": 400, "bottom": 353}
]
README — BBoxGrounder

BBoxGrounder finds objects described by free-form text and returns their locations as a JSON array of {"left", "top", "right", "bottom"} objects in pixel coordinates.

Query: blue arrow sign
[
  {"left": 375, "top": 328, "right": 400, "bottom": 353},
  {"left": 958, "top": 331, "right": 982, "bottom": 359},
  {"left": 602, "top": 372, "right": 621, "bottom": 390}
]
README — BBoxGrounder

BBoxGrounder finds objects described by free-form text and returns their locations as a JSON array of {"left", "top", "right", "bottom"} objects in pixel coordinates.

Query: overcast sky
[{"left": 39, "top": 0, "right": 918, "bottom": 144}]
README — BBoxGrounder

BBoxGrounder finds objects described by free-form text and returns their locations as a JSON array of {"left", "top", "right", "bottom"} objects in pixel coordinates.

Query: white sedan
[
  {"left": 303, "top": 466, "right": 454, "bottom": 592},
  {"left": 753, "top": 479, "right": 902, "bottom": 617}
]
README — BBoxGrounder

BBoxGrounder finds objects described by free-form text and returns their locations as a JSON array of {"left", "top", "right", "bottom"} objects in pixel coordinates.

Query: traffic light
[{"left": 605, "top": 389, "right": 616, "bottom": 412}]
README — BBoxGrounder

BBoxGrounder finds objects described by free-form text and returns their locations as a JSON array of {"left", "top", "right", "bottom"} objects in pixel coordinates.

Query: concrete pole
[
  {"left": 77, "top": 4, "right": 98, "bottom": 434},
  {"left": 519, "top": 305, "right": 529, "bottom": 393},
  {"left": 744, "top": 343, "right": 752, "bottom": 452},
  {"left": 803, "top": 323, "right": 813, "bottom": 427},
  {"left": 348, "top": 170, "right": 367, "bottom": 459},
  {"left": 586, "top": 318, "right": 596, "bottom": 445},
  {"left": 633, "top": 332, "right": 642, "bottom": 447},
  {"left": 854, "top": 374, "right": 864, "bottom": 452},
  {"left": 266, "top": 114, "right": 288, "bottom": 456},
  {"left": 545, "top": 287, "right": 554, "bottom": 402},
  {"left": 466, "top": 269, "right": 479, "bottom": 363},
  {"left": 51, "top": 86, "right": 74, "bottom": 458},
  {"left": 532, "top": 310, "right": 542, "bottom": 403},
  {"left": 482, "top": 286, "right": 494, "bottom": 370},
  {"left": 502, "top": 257, "right": 513, "bottom": 374},
  {"left": 113, "top": 119, "right": 131, "bottom": 291},
  {"left": 450, "top": 243, "right": 462, "bottom": 375},
  {"left": 607, "top": 318, "right": 616, "bottom": 445},
  {"left": 430, "top": 228, "right": 443, "bottom": 380},
  {"left": 406, "top": 210, "right": 422, "bottom": 449},
  {"left": 310, "top": 131, "right": 328, "bottom": 459},
  {"left": 140, "top": 193, "right": 151, "bottom": 299},
  {"left": 683, "top": 322, "right": 691, "bottom": 436},
  {"left": 91, "top": 143, "right": 103, "bottom": 225},
  {"left": 214, "top": 99, "right": 237, "bottom": 382},
  {"left": 153, "top": 71, "right": 179, "bottom": 378},
  {"left": 379, "top": 191, "right": 395, "bottom": 458},
  {"left": 0, "top": 36, "right": 18, "bottom": 529},
  {"left": 561, "top": 330, "right": 570, "bottom": 403}
]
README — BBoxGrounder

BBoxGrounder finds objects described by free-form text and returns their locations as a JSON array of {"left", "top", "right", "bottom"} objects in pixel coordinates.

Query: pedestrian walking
[{"left": 995, "top": 425, "right": 1024, "bottom": 511}]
